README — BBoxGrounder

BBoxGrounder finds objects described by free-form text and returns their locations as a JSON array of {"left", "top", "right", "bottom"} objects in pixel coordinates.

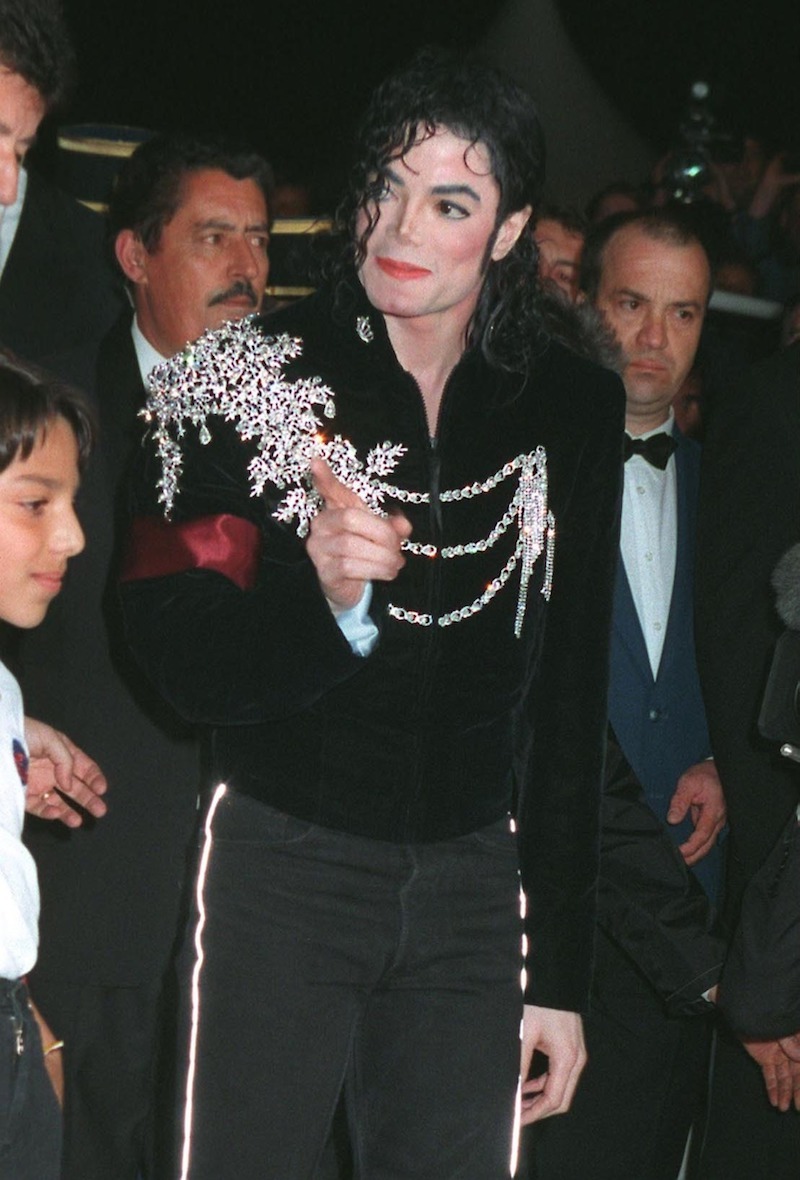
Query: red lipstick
[{"left": 376, "top": 257, "right": 431, "bottom": 280}]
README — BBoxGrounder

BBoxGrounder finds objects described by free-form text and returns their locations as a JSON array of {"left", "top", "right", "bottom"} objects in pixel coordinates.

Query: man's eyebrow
[
  {"left": 384, "top": 166, "right": 406, "bottom": 187},
  {"left": 382, "top": 167, "right": 483, "bottom": 204},
  {"left": 0, "top": 120, "right": 36, "bottom": 148},
  {"left": 381, "top": 167, "right": 481, "bottom": 204},
  {"left": 611, "top": 286, "right": 703, "bottom": 312},
  {"left": 431, "top": 184, "right": 481, "bottom": 202},
  {"left": 194, "top": 217, "right": 270, "bottom": 233},
  {"left": 614, "top": 285, "right": 649, "bottom": 302}
]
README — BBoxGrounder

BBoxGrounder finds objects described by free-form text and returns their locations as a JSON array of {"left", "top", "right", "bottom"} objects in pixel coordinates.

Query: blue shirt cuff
[{"left": 335, "top": 583, "right": 379, "bottom": 657}]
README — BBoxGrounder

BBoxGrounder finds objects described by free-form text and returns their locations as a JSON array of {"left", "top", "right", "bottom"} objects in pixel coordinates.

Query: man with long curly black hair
[{"left": 121, "top": 47, "right": 625, "bottom": 1178}]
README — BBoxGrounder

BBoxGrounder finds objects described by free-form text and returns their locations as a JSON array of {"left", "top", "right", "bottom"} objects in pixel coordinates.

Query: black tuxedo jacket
[
  {"left": 720, "top": 809, "right": 800, "bottom": 1039},
  {"left": 599, "top": 728, "right": 724, "bottom": 1014},
  {"left": 696, "top": 342, "right": 800, "bottom": 925},
  {"left": 20, "top": 315, "right": 201, "bottom": 986},
  {"left": 0, "top": 168, "right": 122, "bottom": 362}
]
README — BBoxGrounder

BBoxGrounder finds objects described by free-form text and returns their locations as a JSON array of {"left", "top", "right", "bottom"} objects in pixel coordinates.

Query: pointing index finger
[{"left": 309, "top": 458, "right": 365, "bottom": 510}]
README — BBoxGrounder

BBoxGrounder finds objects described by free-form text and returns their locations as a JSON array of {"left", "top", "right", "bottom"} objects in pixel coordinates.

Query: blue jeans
[
  {"left": 174, "top": 790, "right": 523, "bottom": 1179},
  {"left": 0, "top": 978, "right": 61, "bottom": 1180}
]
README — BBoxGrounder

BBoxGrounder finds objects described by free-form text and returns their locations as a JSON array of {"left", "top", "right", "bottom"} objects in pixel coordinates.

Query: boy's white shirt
[{"left": 0, "top": 658, "right": 39, "bottom": 978}]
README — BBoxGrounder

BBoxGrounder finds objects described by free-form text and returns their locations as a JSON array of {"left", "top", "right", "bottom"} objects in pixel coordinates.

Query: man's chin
[
  {"left": 625, "top": 372, "right": 673, "bottom": 401},
  {"left": 206, "top": 303, "right": 258, "bottom": 331}
]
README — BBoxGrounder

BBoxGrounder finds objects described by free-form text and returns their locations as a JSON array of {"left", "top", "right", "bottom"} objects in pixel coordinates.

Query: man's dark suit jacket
[
  {"left": 694, "top": 343, "right": 800, "bottom": 1179},
  {"left": 0, "top": 168, "right": 122, "bottom": 362},
  {"left": 20, "top": 314, "right": 200, "bottom": 986},
  {"left": 599, "top": 729, "right": 723, "bottom": 1013},
  {"left": 720, "top": 809, "right": 800, "bottom": 1040},
  {"left": 696, "top": 341, "right": 800, "bottom": 924},
  {"left": 609, "top": 427, "right": 723, "bottom": 900}
]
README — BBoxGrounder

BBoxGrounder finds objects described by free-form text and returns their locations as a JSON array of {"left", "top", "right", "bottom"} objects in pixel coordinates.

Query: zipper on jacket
[{"left": 428, "top": 434, "right": 443, "bottom": 536}]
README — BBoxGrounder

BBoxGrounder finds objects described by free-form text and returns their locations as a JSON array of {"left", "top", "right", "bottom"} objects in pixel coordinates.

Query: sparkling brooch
[{"left": 355, "top": 315, "right": 374, "bottom": 343}]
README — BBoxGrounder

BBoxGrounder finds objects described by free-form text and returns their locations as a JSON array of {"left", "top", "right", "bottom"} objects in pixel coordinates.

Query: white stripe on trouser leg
[
  {"left": 511, "top": 882, "right": 527, "bottom": 1178},
  {"left": 179, "top": 782, "right": 228, "bottom": 1180}
]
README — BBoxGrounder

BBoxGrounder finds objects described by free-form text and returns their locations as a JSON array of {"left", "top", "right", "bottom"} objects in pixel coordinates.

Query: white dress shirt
[
  {"left": 131, "top": 315, "right": 167, "bottom": 383},
  {"left": 0, "top": 166, "right": 27, "bottom": 282},
  {"left": 0, "top": 660, "right": 39, "bottom": 979},
  {"left": 620, "top": 412, "right": 677, "bottom": 679}
]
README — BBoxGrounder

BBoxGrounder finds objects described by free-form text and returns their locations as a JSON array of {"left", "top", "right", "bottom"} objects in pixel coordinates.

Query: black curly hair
[
  {"left": 109, "top": 132, "right": 275, "bottom": 256},
  {"left": 0, "top": 0, "right": 75, "bottom": 112},
  {"left": 0, "top": 350, "right": 95, "bottom": 475},
  {"left": 334, "top": 46, "right": 547, "bottom": 373}
]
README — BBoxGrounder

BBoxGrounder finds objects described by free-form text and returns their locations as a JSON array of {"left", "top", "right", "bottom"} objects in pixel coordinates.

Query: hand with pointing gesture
[{"left": 306, "top": 458, "right": 412, "bottom": 611}]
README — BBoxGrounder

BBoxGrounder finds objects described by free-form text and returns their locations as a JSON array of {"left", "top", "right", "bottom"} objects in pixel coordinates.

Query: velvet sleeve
[
  {"left": 118, "top": 417, "right": 367, "bottom": 727},
  {"left": 517, "top": 366, "right": 625, "bottom": 1012}
]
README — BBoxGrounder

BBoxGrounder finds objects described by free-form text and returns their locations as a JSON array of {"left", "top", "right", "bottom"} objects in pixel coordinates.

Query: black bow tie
[{"left": 624, "top": 433, "right": 677, "bottom": 470}]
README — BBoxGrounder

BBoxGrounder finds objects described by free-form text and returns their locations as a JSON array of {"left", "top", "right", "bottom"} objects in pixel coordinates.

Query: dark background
[
  {"left": 558, "top": 0, "right": 800, "bottom": 152},
  {"left": 42, "top": 0, "right": 800, "bottom": 210}
]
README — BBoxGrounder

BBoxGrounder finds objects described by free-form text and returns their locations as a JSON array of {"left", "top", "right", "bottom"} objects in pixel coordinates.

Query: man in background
[
  {"left": 533, "top": 205, "right": 586, "bottom": 302},
  {"left": 0, "top": 0, "right": 120, "bottom": 361},
  {"left": 695, "top": 339, "right": 800, "bottom": 1178},
  {"left": 533, "top": 209, "right": 725, "bottom": 1179},
  {"left": 21, "top": 132, "right": 273, "bottom": 1179}
]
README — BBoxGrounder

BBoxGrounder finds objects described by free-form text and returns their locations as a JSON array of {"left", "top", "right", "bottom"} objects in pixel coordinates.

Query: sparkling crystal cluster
[{"left": 141, "top": 318, "right": 406, "bottom": 536}]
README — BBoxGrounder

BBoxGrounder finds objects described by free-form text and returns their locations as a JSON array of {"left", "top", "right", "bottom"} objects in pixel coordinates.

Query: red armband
[{"left": 121, "top": 514, "right": 261, "bottom": 591}]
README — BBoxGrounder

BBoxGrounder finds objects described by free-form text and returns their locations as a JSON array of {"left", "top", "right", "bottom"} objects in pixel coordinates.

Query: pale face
[
  {"left": 116, "top": 169, "right": 270, "bottom": 357},
  {"left": 0, "top": 416, "right": 84, "bottom": 629},
  {"left": 357, "top": 128, "right": 530, "bottom": 339},
  {"left": 534, "top": 218, "right": 584, "bottom": 301},
  {"left": 594, "top": 226, "right": 710, "bottom": 434},
  {"left": 0, "top": 67, "right": 46, "bottom": 206}
]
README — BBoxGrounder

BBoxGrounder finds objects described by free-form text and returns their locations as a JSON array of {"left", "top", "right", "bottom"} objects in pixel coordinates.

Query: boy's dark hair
[
  {"left": 109, "top": 132, "right": 276, "bottom": 255},
  {"left": 334, "top": 46, "right": 547, "bottom": 373},
  {"left": 0, "top": 351, "right": 95, "bottom": 474},
  {"left": 0, "top": 0, "right": 76, "bottom": 112},
  {"left": 580, "top": 208, "right": 712, "bottom": 303}
]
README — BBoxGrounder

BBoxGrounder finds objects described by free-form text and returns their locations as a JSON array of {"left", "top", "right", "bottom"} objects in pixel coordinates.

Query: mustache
[{"left": 208, "top": 280, "right": 259, "bottom": 308}]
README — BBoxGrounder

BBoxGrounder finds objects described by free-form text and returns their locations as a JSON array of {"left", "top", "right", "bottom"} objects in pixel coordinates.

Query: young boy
[{"left": 0, "top": 352, "right": 107, "bottom": 1179}]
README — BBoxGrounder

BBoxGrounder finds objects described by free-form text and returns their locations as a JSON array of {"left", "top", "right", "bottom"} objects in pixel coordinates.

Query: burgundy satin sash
[{"left": 121, "top": 514, "right": 261, "bottom": 591}]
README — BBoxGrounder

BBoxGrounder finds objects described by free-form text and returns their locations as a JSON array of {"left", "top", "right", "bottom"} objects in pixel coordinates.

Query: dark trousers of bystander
[
  {"left": 527, "top": 927, "right": 712, "bottom": 1180},
  {"left": 0, "top": 978, "right": 61, "bottom": 1180},
  {"left": 27, "top": 975, "right": 170, "bottom": 1180},
  {"left": 692, "top": 1025, "right": 800, "bottom": 1180}
]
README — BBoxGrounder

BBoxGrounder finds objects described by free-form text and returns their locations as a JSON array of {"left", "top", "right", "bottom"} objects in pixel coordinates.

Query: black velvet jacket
[{"left": 120, "top": 280, "right": 625, "bottom": 1010}]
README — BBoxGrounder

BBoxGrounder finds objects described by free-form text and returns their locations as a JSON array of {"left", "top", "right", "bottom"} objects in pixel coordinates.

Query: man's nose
[
  {"left": 229, "top": 236, "right": 261, "bottom": 278},
  {"left": 393, "top": 198, "right": 421, "bottom": 243},
  {"left": 637, "top": 311, "right": 667, "bottom": 350},
  {"left": 0, "top": 151, "right": 21, "bottom": 207}
]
